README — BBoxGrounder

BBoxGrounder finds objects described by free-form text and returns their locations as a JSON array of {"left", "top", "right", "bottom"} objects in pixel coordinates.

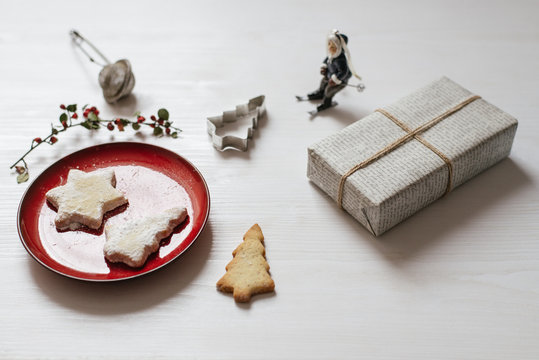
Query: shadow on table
[
  {"left": 310, "top": 105, "right": 369, "bottom": 127},
  {"left": 310, "top": 158, "right": 532, "bottom": 264},
  {"left": 29, "top": 221, "right": 214, "bottom": 315},
  {"left": 105, "top": 93, "right": 139, "bottom": 117}
]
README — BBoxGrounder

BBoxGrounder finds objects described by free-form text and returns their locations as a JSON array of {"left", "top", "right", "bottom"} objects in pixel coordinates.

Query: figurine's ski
[{"left": 308, "top": 101, "right": 338, "bottom": 116}]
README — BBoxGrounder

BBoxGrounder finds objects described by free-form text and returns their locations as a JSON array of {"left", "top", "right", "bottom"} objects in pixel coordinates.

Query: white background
[{"left": 1, "top": 0, "right": 538, "bottom": 359}]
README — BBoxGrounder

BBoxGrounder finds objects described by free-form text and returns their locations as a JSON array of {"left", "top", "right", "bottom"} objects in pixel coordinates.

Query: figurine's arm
[{"left": 320, "top": 57, "right": 328, "bottom": 75}]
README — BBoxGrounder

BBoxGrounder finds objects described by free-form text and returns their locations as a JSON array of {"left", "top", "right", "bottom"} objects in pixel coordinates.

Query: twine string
[{"left": 337, "top": 95, "right": 481, "bottom": 209}]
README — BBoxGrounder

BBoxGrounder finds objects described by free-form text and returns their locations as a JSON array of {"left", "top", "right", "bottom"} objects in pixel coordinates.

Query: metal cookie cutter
[{"left": 207, "top": 95, "right": 266, "bottom": 151}]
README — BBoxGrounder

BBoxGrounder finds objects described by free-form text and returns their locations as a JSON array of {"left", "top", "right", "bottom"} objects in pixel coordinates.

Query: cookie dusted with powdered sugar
[
  {"left": 103, "top": 207, "right": 187, "bottom": 268},
  {"left": 45, "top": 168, "right": 128, "bottom": 231}
]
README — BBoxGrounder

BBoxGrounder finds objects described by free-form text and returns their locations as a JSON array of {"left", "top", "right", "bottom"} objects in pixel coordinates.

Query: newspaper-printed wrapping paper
[{"left": 307, "top": 77, "right": 518, "bottom": 236}]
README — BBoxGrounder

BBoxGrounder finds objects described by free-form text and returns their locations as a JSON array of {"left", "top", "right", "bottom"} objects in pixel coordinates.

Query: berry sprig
[{"left": 11, "top": 104, "right": 181, "bottom": 183}]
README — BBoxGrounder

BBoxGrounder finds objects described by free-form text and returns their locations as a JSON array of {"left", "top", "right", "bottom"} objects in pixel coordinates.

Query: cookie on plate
[
  {"left": 216, "top": 224, "right": 275, "bottom": 302},
  {"left": 103, "top": 207, "right": 188, "bottom": 268},
  {"left": 45, "top": 168, "right": 128, "bottom": 230}
]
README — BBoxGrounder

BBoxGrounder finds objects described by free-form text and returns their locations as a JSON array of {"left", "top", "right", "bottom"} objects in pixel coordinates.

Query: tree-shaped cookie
[{"left": 217, "top": 224, "right": 275, "bottom": 302}]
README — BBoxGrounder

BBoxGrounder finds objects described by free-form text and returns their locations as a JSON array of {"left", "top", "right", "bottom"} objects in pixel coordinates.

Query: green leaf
[
  {"left": 153, "top": 127, "right": 163, "bottom": 136},
  {"left": 164, "top": 121, "right": 171, "bottom": 128},
  {"left": 81, "top": 121, "right": 92, "bottom": 130},
  {"left": 157, "top": 108, "right": 169, "bottom": 120},
  {"left": 66, "top": 104, "right": 77, "bottom": 112},
  {"left": 59, "top": 113, "right": 68, "bottom": 123},
  {"left": 133, "top": 111, "right": 141, "bottom": 117},
  {"left": 91, "top": 122, "right": 100, "bottom": 129},
  {"left": 171, "top": 132, "right": 179, "bottom": 138},
  {"left": 51, "top": 128, "right": 59, "bottom": 135},
  {"left": 120, "top": 119, "right": 130, "bottom": 126},
  {"left": 17, "top": 172, "right": 29, "bottom": 184},
  {"left": 82, "top": 104, "right": 89, "bottom": 110},
  {"left": 88, "top": 112, "right": 98, "bottom": 121},
  {"left": 132, "top": 123, "right": 141, "bottom": 130}
]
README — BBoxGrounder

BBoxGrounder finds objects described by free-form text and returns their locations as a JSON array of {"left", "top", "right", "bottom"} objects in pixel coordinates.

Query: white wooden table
[{"left": 1, "top": 1, "right": 538, "bottom": 359}]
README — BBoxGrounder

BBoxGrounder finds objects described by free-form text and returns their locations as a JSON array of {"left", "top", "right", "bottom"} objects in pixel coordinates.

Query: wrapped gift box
[{"left": 307, "top": 77, "right": 518, "bottom": 236}]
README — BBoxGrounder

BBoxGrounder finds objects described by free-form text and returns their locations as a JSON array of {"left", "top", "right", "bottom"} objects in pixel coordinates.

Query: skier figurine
[{"left": 297, "top": 30, "right": 364, "bottom": 115}]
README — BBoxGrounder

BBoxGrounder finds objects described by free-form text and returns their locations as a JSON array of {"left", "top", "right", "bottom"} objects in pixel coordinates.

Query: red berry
[
  {"left": 149, "top": 124, "right": 155, "bottom": 128},
  {"left": 90, "top": 106, "right": 96, "bottom": 112},
  {"left": 83, "top": 110, "right": 90, "bottom": 118},
  {"left": 150, "top": 115, "right": 157, "bottom": 121},
  {"left": 107, "top": 123, "right": 114, "bottom": 131},
  {"left": 158, "top": 119, "right": 164, "bottom": 125},
  {"left": 137, "top": 116, "right": 145, "bottom": 123},
  {"left": 72, "top": 113, "right": 78, "bottom": 119},
  {"left": 50, "top": 137, "right": 58, "bottom": 144},
  {"left": 94, "top": 109, "right": 99, "bottom": 116},
  {"left": 114, "top": 118, "right": 121, "bottom": 125},
  {"left": 60, "top": 104, "right": 66, "bottom": 109},
  {"left": 62, "top": 121, "right": 67, "bottom": 128},
  {"left": 165, "top": 127, "right": 171, "bottom": 135}
]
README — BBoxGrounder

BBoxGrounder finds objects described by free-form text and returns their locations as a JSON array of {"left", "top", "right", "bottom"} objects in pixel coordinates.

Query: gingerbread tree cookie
[{"left": 217, "top": 224, "right": 275, "bottom": 302}]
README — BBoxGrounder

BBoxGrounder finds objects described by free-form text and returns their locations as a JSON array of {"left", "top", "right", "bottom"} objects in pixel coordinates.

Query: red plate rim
[{"left": 17, "top": 142, "right": 210, "bottom": 282}]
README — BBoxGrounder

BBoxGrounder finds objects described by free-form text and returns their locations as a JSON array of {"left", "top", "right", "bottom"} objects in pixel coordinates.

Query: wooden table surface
[{"left": 1, "top": 1, "right": 538, "bottom": 359}]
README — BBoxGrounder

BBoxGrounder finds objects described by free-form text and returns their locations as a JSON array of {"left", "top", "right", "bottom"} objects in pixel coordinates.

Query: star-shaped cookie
[
  {"left": 46, "top": 168, "right": 128, "bottom": 230},
  {"left": 103, "top": 207, "right": 188, "bottom": 268}
]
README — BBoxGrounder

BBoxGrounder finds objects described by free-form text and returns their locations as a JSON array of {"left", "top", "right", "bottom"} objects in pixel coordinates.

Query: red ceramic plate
[{"left": 17, "top": 142, "right": 210, "bottom": 281}]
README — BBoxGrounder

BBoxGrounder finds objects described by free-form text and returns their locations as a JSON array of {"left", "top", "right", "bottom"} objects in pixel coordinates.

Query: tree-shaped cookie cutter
[{"left": 207, "top": 95, "right": 266, "bottom": 151}]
